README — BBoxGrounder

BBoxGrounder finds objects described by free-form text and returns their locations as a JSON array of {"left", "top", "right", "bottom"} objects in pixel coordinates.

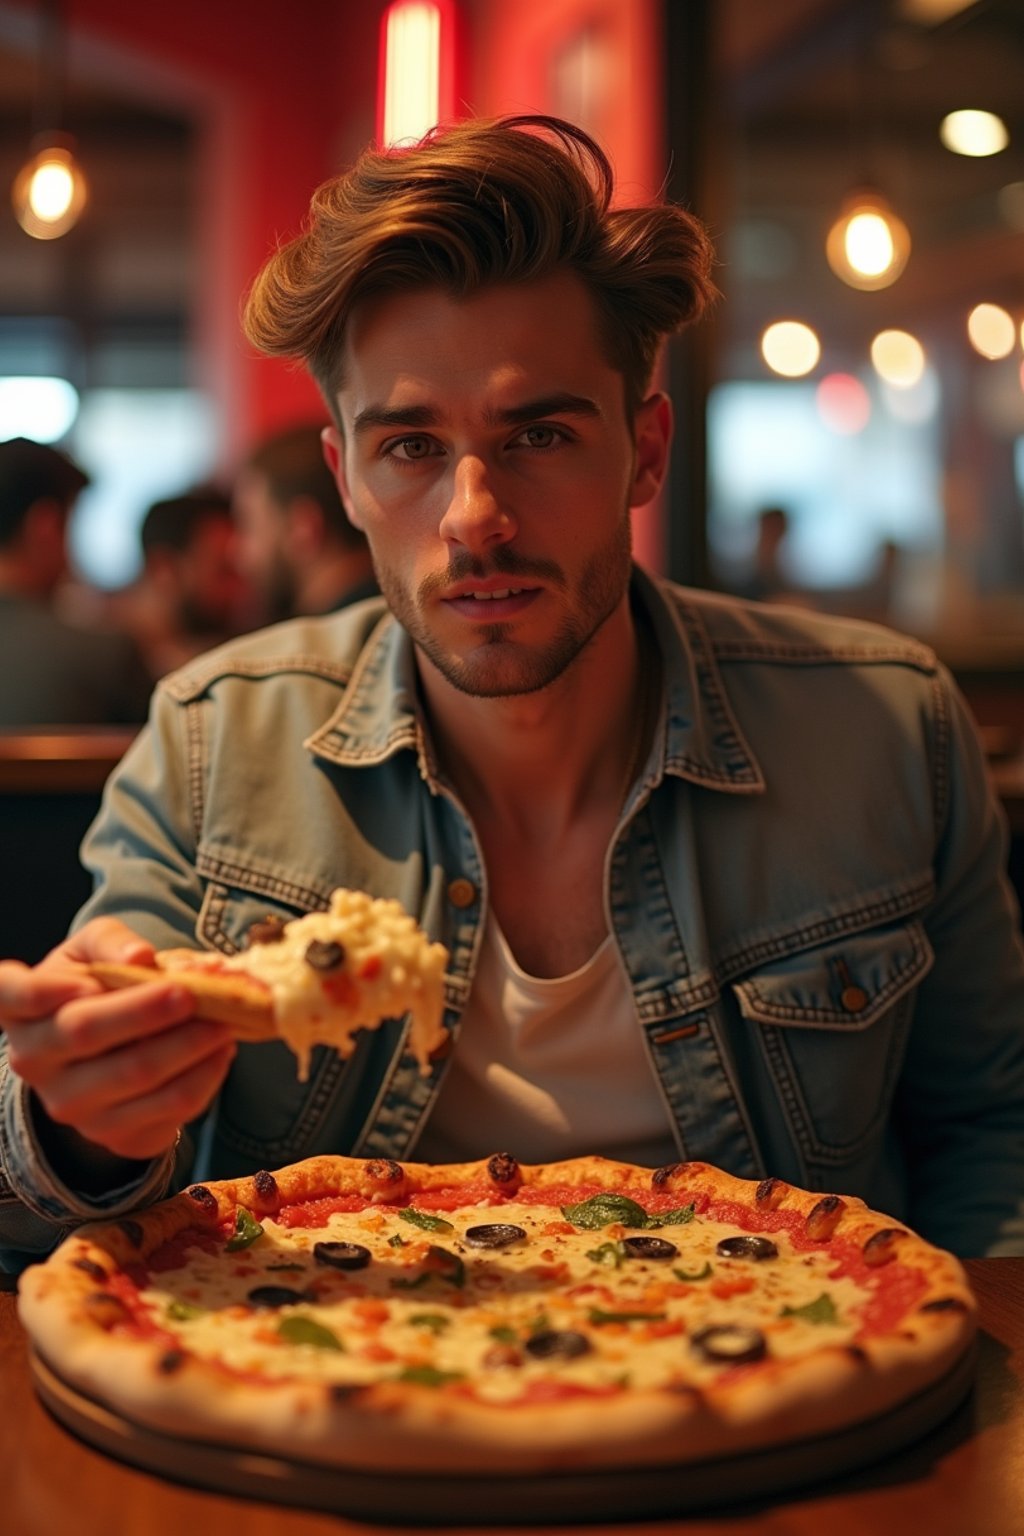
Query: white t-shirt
[{"left": 414, "top": 912, "right": 679, "bottom": 1167}]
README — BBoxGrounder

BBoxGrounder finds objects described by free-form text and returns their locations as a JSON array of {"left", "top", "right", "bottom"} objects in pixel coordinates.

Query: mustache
[{"left": 420, "top": 550, "right": 566, "bottom": 598}]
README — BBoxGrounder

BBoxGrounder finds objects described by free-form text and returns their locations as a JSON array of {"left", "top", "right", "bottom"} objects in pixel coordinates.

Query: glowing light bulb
[
  {"left": 871, "top": 330, "right": 926, "bottom": 389},
  {"left": 940, "top": 110, "right": 1009, "bottom": 158},
  {"left": 967, "top": 303, "right": 1015, "bottom": 360},
  {"left": 761, "top": 321, "right": 821, "bottom": 378},
  {"left": 12, "top": 138, "right": 87, "bottom": 239},
  {"left": 826, "top": 190, "right": 910, "bottom": 291}
]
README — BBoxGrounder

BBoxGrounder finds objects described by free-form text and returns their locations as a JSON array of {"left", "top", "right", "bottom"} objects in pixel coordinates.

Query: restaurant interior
[{"left": 1, "top": 0, "right": 1023, "bottom": 952}]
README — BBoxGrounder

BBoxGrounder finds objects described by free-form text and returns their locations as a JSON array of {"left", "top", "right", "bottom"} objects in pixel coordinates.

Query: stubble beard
[{"left": 371, "top": 511, "right": 634, "bottom": 699}]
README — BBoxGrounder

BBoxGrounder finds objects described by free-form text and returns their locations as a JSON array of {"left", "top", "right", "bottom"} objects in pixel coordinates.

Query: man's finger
[
  {"left": 58, "top": 917, "right": 157, "bottom": 967},
  {"left": 0, "top": 959, "right": 100, "bottom": 1022}
]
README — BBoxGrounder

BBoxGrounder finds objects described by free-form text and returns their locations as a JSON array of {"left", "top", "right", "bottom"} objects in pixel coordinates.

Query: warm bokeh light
[
  {"left": 826, "top": 192, "right": 910, "bottom": 291},
  {"left": 939, "top": 109, "right": 1009, "bottom": 157},
  {"left": 381, "top": 1, "right": 441, "bottom": 146},
  {"left": 870, "top": 330, "right": 926, "bottom": 389},
  {"left": 761, "top": 321, "right": 821, "bottom": 378},
  {"left": 967, "top": 303, "right": 1016, "bottom": 360},
  {"left": 816, "top": 373, "right": 871, "bottom": 435},
  {"left": 11, "top": 140, "right": 87, "bottom": 239}
]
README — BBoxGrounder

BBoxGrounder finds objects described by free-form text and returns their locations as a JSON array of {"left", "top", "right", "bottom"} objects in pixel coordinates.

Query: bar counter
[{"left": 1, "top": 1259, "right": 1021, "bottom": 1536}]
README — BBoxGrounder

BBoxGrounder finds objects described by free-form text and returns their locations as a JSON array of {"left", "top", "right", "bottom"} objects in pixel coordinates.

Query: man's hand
[{"left": 0, "top": 918, "right": 236, "bottom": 1163}]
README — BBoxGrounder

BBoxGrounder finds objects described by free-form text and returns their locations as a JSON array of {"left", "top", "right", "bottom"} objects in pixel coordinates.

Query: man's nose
[{"left": 438, "top": 456, "right": 515, "bottom": 550}]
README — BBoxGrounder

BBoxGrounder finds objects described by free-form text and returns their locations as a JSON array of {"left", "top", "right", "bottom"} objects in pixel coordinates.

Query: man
[
  {"left": 0, "top": 116, "right": 1021, "bottom": 1270},
  {"left": 233, "top": 422, "right": 378, "bottom": 623},
  {"left": 99, "top": 488, "right": 250, "bottom": 680},
  {"left": 0, "top": 437, "right": 151, "bottom": 725}
]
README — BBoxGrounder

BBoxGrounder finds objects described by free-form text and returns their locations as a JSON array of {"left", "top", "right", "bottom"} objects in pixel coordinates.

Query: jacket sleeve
[
  {"left": 901, "top": 667, "right": 1024, "bottom": 1255},
  {"left": 0, "top": 686, "right": 205, "bottom": 1271}
]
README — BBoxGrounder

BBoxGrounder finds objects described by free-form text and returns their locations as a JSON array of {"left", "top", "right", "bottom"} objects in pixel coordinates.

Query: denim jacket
[{"left": 3, "top": 566, "right": 1023, "bottom": 1265}]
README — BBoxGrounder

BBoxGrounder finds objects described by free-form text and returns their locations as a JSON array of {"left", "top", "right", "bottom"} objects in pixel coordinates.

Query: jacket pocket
[
  {"left": 196, "top": 873, "right": 324, "bottom": 956},
  {"left": 731, "top": 920, "right": 933, "bottom": 1158}
]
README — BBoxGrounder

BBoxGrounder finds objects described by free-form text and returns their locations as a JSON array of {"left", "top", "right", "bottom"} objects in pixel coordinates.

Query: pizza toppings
[
  {"left": 524, "top": 1329, "right": 592, "bottom": 1361},
  {"left": 313, "top": 1241, "right": 372, "bottom": 1270},
  {"left": 715, "top": 1235, "right": 779, "bottom": 1262},
  {"left": 464, "top": 1224, "right": 528, "bottom": 1249},
  {"left": 691, "top": 1324, "right": 767, "bottom": 1365},
  {"left": 304, "top": 939, "right": 345, "bottom": 972},
  {"left": 247, "top": 1286, "right": 308, "bottom": 1309},
  {"left": 620, "top": 1236, "right": 679, "bottom": 1261}
]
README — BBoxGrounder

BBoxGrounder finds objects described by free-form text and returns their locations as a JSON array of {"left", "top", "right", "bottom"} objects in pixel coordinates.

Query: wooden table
[{"left": 1, "top": 1261, "right": 1021, "bottom": 1536}]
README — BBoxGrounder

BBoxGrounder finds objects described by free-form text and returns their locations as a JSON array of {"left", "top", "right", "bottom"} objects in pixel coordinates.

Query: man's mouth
[{"left": 462, "top": 586, "right": 531, "bottom": 601}]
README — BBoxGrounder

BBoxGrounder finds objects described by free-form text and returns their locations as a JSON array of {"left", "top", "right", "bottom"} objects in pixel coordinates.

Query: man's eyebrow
[
  {"left": 486, "top": 394, "right": 602, "bottom": 427},
  {"left": 351, "top": 393, "right": 602, "bottom": 437}
]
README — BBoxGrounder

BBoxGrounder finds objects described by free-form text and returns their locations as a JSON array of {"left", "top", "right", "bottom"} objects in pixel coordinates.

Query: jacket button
[
  {"left": 840, "top": 985, "right": 869, "bottom": 1013},
  {"left": 447, "top": 877, "right": 478, "bottom": 909}
]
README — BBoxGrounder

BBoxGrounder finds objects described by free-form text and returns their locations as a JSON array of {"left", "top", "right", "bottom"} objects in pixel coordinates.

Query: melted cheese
[
  {"left": 219, "top": 890, "right": 448, "bottom": 1080},
  {"left": 139, "top": 1201, "right": 871, "bottom": 1403}
]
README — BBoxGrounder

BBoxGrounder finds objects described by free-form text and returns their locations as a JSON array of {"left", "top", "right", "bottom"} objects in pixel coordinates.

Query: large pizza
[{"left": 18, "top": 1151, "right": 976, "bottom": 1507}]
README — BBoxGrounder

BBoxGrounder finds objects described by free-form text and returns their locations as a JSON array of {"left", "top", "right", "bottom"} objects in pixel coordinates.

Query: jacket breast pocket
[{"left": 731, "top": 920, "right": 934, "bottom": 1160}]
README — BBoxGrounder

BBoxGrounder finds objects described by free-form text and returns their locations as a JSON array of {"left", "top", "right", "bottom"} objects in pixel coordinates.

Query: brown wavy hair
[{"left": 243, "top": 114, "right": 717, "bottom": 418}]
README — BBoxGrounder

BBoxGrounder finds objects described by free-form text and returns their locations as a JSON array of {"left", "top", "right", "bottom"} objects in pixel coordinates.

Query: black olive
[
  {"left": 524, "top": 1329, "right": 592, "bottom": 1361},
  {"left": 691, "top": 1324, "right": 767, "bottom": 1365},
  {"left": 620, "top": 1235, "right": 679, "bottom": 1261},
  {"left": 313, "top": 1241, "right": 372, "bottom": 1270},
  {"left": 464, "top": 1224, "right": 527, "bottom": 1249},
  {"left": 715, "top": 1234, "right": 779, "bottom": 1261},
  {"left": 305, "top": 939, "right": 345, "bottom": 971},
  {"left": 246, "top": 1285, "right": 306, "bottom": 1308}
]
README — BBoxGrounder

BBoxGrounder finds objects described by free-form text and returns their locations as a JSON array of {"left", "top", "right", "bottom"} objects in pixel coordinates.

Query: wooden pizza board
[{"left": 29, "top": 1343, "right": 977, "bottom": 1523}]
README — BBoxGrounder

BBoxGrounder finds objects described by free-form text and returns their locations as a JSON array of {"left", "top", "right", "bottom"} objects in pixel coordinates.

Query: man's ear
[
  {"left": 628, "top": 392, "right": 673, "bottom": 509},
  {"left": 321, "top": 425, "right": 363, "bottom": 531}
]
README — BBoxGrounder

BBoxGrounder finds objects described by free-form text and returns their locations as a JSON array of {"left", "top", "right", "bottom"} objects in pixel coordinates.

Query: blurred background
[{"left": 1, "top": 0, "right": 1022, "bottom": 668}]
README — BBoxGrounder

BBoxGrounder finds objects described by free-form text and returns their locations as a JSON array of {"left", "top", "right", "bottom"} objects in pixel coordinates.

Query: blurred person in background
[
  {"left": 0, "top": 437, "right": 151, "bottom": 727},
  {"left": 232, "top": 422, "right": 378, "bottom": 623},
  {"left": 98, "top": 488, "right": 251, "bottom": 680}
]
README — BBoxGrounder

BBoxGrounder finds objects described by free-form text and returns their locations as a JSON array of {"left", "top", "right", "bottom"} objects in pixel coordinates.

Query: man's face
[
  {"left": 323, "top": 271, "right": 668, "bottom": 698},
  {"left": 232, "top": 468, "right": 296, "bottom": 624}
]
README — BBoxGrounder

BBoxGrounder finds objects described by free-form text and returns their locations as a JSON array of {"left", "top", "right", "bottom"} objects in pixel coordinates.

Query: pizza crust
[{"left": 17, "top": 1155, "right": 977, "bottom": 1476}]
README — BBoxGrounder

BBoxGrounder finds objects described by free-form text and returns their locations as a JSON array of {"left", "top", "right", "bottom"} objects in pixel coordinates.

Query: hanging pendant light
[
  {"left": 826, "top": 186, "right": 911, "bottom": 291},
  {"left": 11, "top": 1, "right": 87, "bottom": 241}
]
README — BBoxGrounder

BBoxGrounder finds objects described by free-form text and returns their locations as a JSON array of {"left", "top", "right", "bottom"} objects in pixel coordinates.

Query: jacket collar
[{"left": 305, "top": 567, "right": 766, "bottom": 796}]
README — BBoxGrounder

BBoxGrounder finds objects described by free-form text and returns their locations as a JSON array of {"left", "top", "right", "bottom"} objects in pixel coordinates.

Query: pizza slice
[{"left": 89, "top": 888, "right": 449, "bottom": 1081}]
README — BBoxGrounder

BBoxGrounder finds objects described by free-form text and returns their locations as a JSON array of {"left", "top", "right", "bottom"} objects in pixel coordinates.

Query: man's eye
[
  {"left": 386, "top": 436, "right": 437, "bottom": 461},
  {"left": 518, "top": 425, "right": 560, "bottom": 449}
]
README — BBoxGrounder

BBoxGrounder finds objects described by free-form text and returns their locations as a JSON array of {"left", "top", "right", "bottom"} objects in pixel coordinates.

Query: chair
[{"left": 0, "top": 728, "right": 138, "bottom": 964}]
